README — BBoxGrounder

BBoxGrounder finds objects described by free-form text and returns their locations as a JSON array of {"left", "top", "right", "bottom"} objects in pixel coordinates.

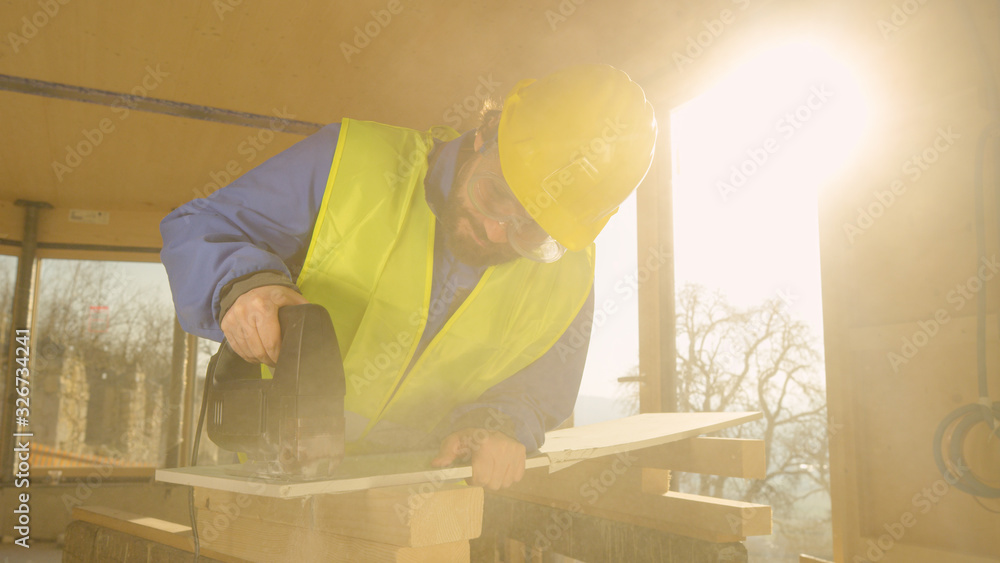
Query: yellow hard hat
[{"left": 498, "top": 64, "right": 657, "bottom": 252}]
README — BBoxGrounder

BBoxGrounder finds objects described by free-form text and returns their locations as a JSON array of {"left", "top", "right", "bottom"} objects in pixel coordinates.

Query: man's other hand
[
  {"left": 431, "top": 428, "right": 526, "bottom": 490},
  {"left": 220, "top": 285, "right": 309, "bottom": 366}
]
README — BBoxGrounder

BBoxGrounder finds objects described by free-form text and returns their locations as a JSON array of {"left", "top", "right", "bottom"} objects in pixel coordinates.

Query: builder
[{"left": 160, "top": 64, "right": 657, "bottom": 490}]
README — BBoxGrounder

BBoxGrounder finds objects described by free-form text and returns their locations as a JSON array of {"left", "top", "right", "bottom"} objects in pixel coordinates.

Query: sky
[{"left": 578, "top": 39, "right": 872, "bottom": 407}]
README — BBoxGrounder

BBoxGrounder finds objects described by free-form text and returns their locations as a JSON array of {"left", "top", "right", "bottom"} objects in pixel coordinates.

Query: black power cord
[{"left": 188, "top": 344, "right": 220, "bottom": 561}]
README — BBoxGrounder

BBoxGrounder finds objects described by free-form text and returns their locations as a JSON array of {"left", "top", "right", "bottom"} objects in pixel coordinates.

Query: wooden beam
[
  {"left": 0, "top": 200, "right": 165, "bottom": 260},
  {"left": 660, "top": 492, "right": 771, "bottom": 537},
  {"left": 196, "top": 507, "right": 469, "bottom": 563},
  {"left": 634, "top": 437, "right": 766, "bottom": 479},
  {"left": 193, "top": 482, "right": 483, "bottom": 547},
  {"left": 636, "top": 129, "right": 677, "bottom": 414},
  {"left": 317, "top": 483, "right": 482, "bottom": 547},
  {"left": 70, "top": 505, "right": 246, "bottom": 563},
  {"left": 38, "top": 466, "right": 155, "bottom": 480},
  {"left": 641, "top": 467, "right": 673, "bottom": 495},
  {"left": 479, "top": 493, "right": 749, "bottom": 562},
  {"left": 852, "top": 536, "right": 1000, "bottom": 563},
  {"left": 0, "top": 73, "right": 323, "bottom": 134},
  {"left": 499, "top": 451, "right": 771, "bottom": 542}
]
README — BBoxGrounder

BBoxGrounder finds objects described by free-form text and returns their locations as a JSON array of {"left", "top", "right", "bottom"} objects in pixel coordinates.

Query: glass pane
[
  {"left": 0, "top": 254, "right": 16, "bottom": 402},
  {"left": 578, "top": 191, "right": 640, "bottom": 425},
  {"left": 31, "top": 259, "right": 175, "bottom": 469},
  {"left": 666, "top": 41, "right": 868, "bottom": 562}
]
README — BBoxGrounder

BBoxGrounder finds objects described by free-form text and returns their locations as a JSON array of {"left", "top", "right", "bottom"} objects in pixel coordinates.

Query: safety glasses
[{"left": 466, "top": 166, "right": 566, "bottom": 263}]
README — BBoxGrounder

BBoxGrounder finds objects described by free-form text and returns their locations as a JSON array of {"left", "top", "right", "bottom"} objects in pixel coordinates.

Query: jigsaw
[{"left": 204, "top": 303, "right": 346, "bottom": 480}]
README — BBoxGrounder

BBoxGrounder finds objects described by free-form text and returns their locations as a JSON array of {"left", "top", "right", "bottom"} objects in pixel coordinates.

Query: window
[
  {"left": 31, "top": 259, "right": 175, "bottom": 469},
  {"left": 578, "top": 192, "right": 640, "bottom": 425},
  {"left": 669, "top": 41, "right": 869, "bottom": 561},
  {"left": 0, "top": 254, "right": 17, "bottom": 399}
]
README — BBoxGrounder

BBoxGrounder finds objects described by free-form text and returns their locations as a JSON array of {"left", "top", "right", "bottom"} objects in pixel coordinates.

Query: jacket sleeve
[
  {"left": 442, "top": 285, "right": 595, "bottom": 452},
  {"left": 159, "top": 123, "right": 341, "bottom": 341}
]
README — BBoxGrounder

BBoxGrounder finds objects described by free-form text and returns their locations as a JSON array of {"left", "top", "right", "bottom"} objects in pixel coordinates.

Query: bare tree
[
  {"left": 31, "top": 260, "right": 175, "bottom": 465},
  {"left": 674, "top": 284, "right": 828, "bottom": 505},
  {"left": 0, "top": 259, "right": 14, "bottom": 371},
  {"left": 621, "top": 283, "right": 830, "bottom": 559}
]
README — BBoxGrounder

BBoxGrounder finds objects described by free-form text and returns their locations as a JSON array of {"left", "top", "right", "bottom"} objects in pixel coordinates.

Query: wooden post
[{"left": 636, "top": 113, "right": 677, "bottom": 415}]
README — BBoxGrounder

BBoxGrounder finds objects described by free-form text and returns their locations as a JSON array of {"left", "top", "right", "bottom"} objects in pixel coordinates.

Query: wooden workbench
[{"left": 65, "top": 412, "right": 772, "bottom": 562}]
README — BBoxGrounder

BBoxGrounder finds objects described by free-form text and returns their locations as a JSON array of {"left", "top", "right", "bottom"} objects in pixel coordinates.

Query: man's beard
[{"left": 439, "top": 188, "right": 521, "bottom": 268}]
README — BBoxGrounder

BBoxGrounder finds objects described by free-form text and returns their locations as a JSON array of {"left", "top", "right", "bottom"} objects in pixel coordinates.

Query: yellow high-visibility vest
[{"left": 295, "top": 119, "right": 594, "bottom": 447}]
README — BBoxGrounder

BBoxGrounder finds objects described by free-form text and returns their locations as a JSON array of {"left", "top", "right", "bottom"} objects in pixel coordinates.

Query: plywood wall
[{"left": 817, "top": 1, "right": 1000, "bottom": 561}]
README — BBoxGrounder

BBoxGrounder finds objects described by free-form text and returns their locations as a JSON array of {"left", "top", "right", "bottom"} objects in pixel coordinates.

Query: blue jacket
[{"left": 159, "top": 123, "right": 594, "bottom": 451}]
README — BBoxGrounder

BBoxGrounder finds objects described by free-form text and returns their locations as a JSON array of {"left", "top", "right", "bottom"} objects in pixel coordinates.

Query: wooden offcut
[
  {"left": 634, "top": 437, "right": 766, "bottom": 479},
  {"left": 500, "top": 450, "right": 771, "bottom": 542}
]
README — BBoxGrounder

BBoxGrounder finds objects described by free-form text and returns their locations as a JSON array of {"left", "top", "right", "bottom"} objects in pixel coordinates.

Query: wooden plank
[
  {"left": 157, "top": 412, "right": 762, "bottom": 498},
  {"left": 506, "top": 538, "right": 526, "bottom": 563},
  {"left": 636, "top": 131, "right": 677, "bottom": 414},
  {"left": 70, "top": 505, "right": 248, "bottom": 563},
  {"left": 641, "top": 467, "right": 672, "bottom": 495},
  {"left": 633, "top": 437, "right": 766, "bottom": 479},
  {"left": 854, "top": 537, "right": 1000, "bottom": 563},
  {"left": 64, "top": 519, "right": 237, "bottom": 563},
  {"left": 38, "top": 466, "right": 156, "bottom": 479},
  {"left": 324, "top": 483, "right": 482, "bottom": 546},
  {"left": 660, "top": 492, "right": 771, "bottom": 537},
  {"left": 540, "top": 412, "right": 762, "bottom": 467},
  {"left": 194, "top": 482, "right": 482, "bottom": 547},
  {"left": 499, "top": 453, "right": 771, "bottom": 541},
  {"left": 196, "top": 507, "right": 469, "bottom": 563},
  {"left": 480, "top": 493, "right": 750, "bottom": 561}
]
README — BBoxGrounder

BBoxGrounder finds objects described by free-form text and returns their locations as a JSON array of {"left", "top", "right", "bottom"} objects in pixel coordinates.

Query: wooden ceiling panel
[
  {"left": 0, "top": 0, "right": 785, "bottom": 240},
  {"left": 0, "top": 90, "right": 301, "bottom": 211},
  {"left": 0, "top": 1, "right": 688, "bottom": 127}
]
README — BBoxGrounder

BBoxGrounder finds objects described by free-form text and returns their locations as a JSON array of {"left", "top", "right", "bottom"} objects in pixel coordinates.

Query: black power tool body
[{"left": 204, "top": 303, "right": 346, "bottom": 479}]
